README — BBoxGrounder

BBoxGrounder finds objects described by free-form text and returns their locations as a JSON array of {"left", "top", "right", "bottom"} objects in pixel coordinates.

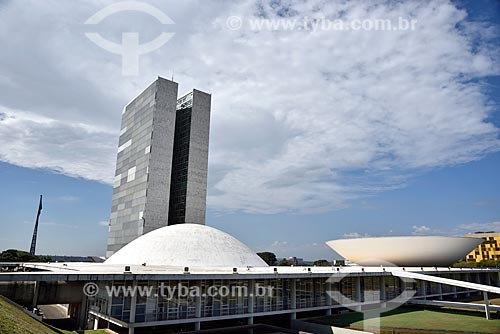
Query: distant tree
[
  {"left": 277, "top": 258, "right": 293, "bottom": 266},
  {"left": 0, "top": 249, "right": 51, "bottom": 262},
  {"left": 257, "top": 252, "right": 277, "bottom": 266},
  {"left": 478, "top": 260, "right": 500, "bottom": 268},
  {"left": 313, "top": 259, "right": 330, "bottom": 267},
  {"left": 451, "top": 261, "right": 473, "bottom": 268},
  {"left": 451, "top": 259, "right": 500, "bottom": 268}
]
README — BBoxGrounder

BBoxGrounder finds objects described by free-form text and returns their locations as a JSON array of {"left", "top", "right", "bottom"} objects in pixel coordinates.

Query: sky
[{"left": 0, "top": 0, "right": 499, "bottom": 260}]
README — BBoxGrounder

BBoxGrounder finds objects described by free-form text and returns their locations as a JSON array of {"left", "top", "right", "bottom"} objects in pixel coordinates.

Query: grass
[
  {"left": 314, "top": 306, "right": 500, "bottom": 334},
  {"left": 0, "top": 295, "right": 107, "bottom": 334}
]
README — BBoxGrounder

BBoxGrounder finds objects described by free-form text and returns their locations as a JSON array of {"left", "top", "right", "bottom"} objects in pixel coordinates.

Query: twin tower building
[{"left": 106, "top": 77, "right": 211, "bottom": 257}]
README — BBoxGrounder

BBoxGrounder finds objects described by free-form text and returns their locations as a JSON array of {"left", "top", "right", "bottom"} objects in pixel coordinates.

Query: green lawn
[
  {"left": 314, "top": 306, "right": 500, "bottom": 334},
  {"left": 0, "top": 295, "right": 107, "bottom": 334}
]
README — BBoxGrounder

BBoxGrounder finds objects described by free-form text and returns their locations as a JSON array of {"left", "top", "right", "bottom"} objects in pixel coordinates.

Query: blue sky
[
  {"left": 0, "top": 0, "right": 499, "bottom": 259},
  {"left": 1, "top": 149, "right": 499, "bottom": 259}
]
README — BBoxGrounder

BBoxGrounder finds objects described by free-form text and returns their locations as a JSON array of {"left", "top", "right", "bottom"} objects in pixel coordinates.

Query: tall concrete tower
[{"left": 106, "top": 77, "right": 211, "bottom": 257}]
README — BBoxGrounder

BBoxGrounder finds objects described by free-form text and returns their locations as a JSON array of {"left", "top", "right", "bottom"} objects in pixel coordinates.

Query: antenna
[
  {"left": 171, "top": 69, "right": 174, "bottom": 81},
  {"left": 29, "top": 195, "right": 43, "bottom": 256}
]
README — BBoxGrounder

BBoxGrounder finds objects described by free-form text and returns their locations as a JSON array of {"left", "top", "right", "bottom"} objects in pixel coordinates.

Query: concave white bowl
[{"left": 326, "top": 236, "right": 482, "bottom": 267}]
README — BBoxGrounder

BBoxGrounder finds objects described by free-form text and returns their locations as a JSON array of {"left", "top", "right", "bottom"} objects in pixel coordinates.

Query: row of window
[{"left": 94, "top": 277, "right": 410, "bottom": 323}]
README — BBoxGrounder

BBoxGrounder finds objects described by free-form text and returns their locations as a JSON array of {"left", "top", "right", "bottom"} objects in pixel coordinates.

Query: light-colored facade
[
  {"left": 465, "top": 232, "right": 500, "bottom": 262},
  {"left": 106, "top": 78, "right": 211, "bottom": 257},
  {"left": 87, "top": 268, "right": 499, "bottom": 332},
  {"left": 2, "top": 262, "right": 498, "bottom": 333}
]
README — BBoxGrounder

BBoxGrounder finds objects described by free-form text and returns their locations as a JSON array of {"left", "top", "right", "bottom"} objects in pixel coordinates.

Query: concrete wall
[
  {"left": 184, "top": 89, "right": 211, "bottom": 225},
  {"left": 0, "top": 281, "right": 35, "bottom": 305},
  {"left": 143, "top": 78, "right": 179, "bottom": 233},
  {"left": 0, "top": 281, "right": 83, "bottom": 306},
  {"left": 107, "top": 79, "right": 164, "bottom": 256},
  {"left": 36, "top": 281, "right": 84, "bottom": 305}
]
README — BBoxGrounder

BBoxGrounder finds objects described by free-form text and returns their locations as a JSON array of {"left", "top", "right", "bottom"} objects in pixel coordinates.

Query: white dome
[
  {"left": 327, "top": 236, "right": 482, "bottom": 267},
  {"left": 105, "top": 224, "right": 268, "bottom": 267}
]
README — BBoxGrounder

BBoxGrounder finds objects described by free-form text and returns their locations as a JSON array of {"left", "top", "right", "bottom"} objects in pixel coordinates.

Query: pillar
[
  {"left": 290, "top": 279, "right": 297, "bottom": 321},
  {"left": 326, "top": 280, "right": 332, "bottom": 315},
  {"left": 464, "top": 273, "right": 471, "bottom": 297},
  {"left": 483, "top": 291, "right": 491, "bottom": 320},
  {"left": 248, "top": 280, "right": 254, "bottom": 325},
  {"left": 31, "top": 281, "right": 40, "bottom": 310},
  {"left": 437, "top": 283, "right": 443, "bottom": 300},
  {"left": 485, "top": 272, "right": 491, "bottom": 286},
  {"left": 380, "top": 276, "right": 386, "bottom": 308},
  {"left": 354, "top": 277, "right": 362, "bottom": 312},
  {"left": 195, "top": 282, "right": 202, "bottom": 331},
  {"left": 128, "top": 280, "right": 137, "bottom": 334},
  {"left": 400, "top": 279, "right": 407, "bottom": 300},
  {"left": 476, "top": 273, "right": 482, "bottom": 296},
  {"left": 77, "top": 295, "right": 88, "bottom": 330},
  {"left": 195, "top": 280, "right": 202, "bottom": 328}
]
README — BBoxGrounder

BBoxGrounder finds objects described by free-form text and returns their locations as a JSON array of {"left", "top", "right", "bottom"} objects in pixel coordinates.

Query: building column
[
  {"left": 128, "top": 281, "right": 138, "bottom": 334},
  {"left": 400, "top": 279, "right": 407, "bottom": 301},
  {"left": 290, "top": 279, "right": 297, "bottom": 321},
  {"left": 483, "top": 291, "right": 491, "bottom": 320},
  {"left": 248, "top": 280, "right": 254, "bottom": 325},
  {"left": 106, "top": 287, "right": 112, "bottom": 329},
  {"left": 485, "top": 272, "right": 491, "bottom": 286},
  {"left": 93, "top": 317, "right": 99, "bottom": 330},
  {"left": 77, "top": 295, "right": 88, "bottom": 330},
  {"left": 420, "top": 280, "right": 426, "bottom": 299},
  {"left": 354, "top": 277, "right": 362, "bottom": 312},
  {"left": 326, "top": 280, "right": 332, "bottom": 315},
  {"left": 195, "top": 280, "right": 202, "bottom": 331},
  {"left": 476, "top": 273, "right": 482, "bottom": 296},
  {"left": 464, "top": 274, "right": 471, "bottom": 297},
  {"left": 437, "top": 283, "right": 443, "bottom": 300},
  {"left": 380, "top": 276, "right": 386, "bottom": 308},
  {"left": 31, "top": 281, "right": 40, "bottom": 310}
]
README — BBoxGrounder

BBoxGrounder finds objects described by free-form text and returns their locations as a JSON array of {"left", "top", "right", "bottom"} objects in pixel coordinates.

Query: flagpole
[{"left": 29, "top": 195, "right": 43, "bottom": 256}]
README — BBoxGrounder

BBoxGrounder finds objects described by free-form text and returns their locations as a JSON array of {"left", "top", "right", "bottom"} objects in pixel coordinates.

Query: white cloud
[
  {"left": 456, "top": 221, "right": 500, "bottom": 232},
  {"left": 271, "top": 240, "right": 288, "bottom": 247},
  {"left": 412, "top": 225, "right": 431, "bottom": 235},
  {"left": 0, "top": 107, "right": 116, "bottom": 183},
  {"left": 0, "top": 0, "right": 498, "bottom": 214},
  {"left": 343, "top": 232, "right": 371, "bottom": 239},
  {"left": 409, "top": 221, "right": 500, "bottom": 236}
]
